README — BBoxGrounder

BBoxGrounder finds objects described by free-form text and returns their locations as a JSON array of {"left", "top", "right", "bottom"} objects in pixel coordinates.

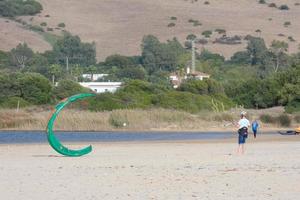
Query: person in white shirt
[{"left": 237, "top": 111, "right": 250, "bottom": 154}]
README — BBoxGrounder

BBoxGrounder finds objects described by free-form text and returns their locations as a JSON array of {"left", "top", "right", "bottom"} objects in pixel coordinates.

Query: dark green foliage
[
  {"left": 285, "top": 99, "right": 300, "bottom": 113},
  {"left": 246, "top": 36, "right": 268, "bottom": 65},
  {"left": 17, "top": 73, "right": 52, "bottom": 104},
  {"left": 202, "top": 30, "right": 212, "bottom": 38},
  {"left": 288, "top": 36, "right": 295, "bottom": 42},
  {"left": 40, "top": 22, "right": 47, "bottom": 26},
  {"left": 179, "top": 79, "right": 224, "bottom": 95},
  {"left": 225, "top": 78, "right": 280, "bottom": 108},
  {"left": 116, "top": 66, "right": 146, "bottom": 80},
  {"left": 170, "top": 16, "right": 177, "bottom": 20},
  {"left": 259, "top": 0, "right": 266, "bottom": 4},
  {"left": 204, "top": 1, "right": 210, "bottom": 5},
  {"left": 47, "top": 27, "right": 53, "bottom": 31},
  {"left": 268, "top": 3, "right": 277, "bottom": 8},
  {"left": 0, "top": 50, "right": 9, "bottom": 69},
  {"left": 88, "top": 80, "right": 233, "bottom": 113},
  {"left": 186, "top": 34, "right": 197, "bottom": 41},
  {"left": 284, "top": 21, "right": 291, "bottom": 27},
  {"left": 29, "top": 24, "right": 44, "bottom": 32},
  {"left": 57, "top": 23, "right": 66, "bottom": 28},
  {"left": 53, "top": 80, "right": 90, "bottom": 100},
  {"left": 215, "top": 29, "right": 226, "bottom": 34},
  {"left": 104, "top": 54, "right": 134, "bottom": 68},
  {"left": 279, "top": 5, "right": 289, "bottom": 10},
  {"left": 141, "top": 35, "right": 186, "bottom": 74},
  {"left": 229, "top": 51, "right": 251, "bottom": 65},
  {"left": 0, "top": 72, "right": 51, "bottom": 106},
  {"left": 199, "top": 50, "right": 225, "bottom": 63},
  {"left": 10, "top": 43, "right": 34, "bottom": 69},
  {"left": 52, "top": 33, "right": 96, "bottom": 66},
  {"left": 0, "top": 97, "right": 30, "bottom": 108},
  {"left": 167, "top": 22, "right": 175, "bottom": 27},
  {"left": 0, "top": 0, "right": 42, "bottom": 17}
]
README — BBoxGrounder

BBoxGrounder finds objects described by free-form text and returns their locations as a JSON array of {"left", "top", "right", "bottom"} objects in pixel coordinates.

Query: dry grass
[
  {"left": 1, "top": 0, "right": 299, "bottom": 60},
  {"left": 1, "top": 106, "right": 297, "bottom": 131}
]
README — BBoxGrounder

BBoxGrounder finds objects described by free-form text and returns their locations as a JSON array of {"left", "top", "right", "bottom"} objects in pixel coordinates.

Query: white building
[
  {"left": 79, "top": 82, "right": 122, "bottom": 93},
  {"left": 82, "top": 74, "right": 108, "bottom": 81}
]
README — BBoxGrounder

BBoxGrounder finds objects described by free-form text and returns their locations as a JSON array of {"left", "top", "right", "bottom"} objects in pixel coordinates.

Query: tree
[
  {"left": 0, "top": 50, "right": 9, "bottom": 69},
  {"left": 116, "top": 66, "right": 146, "bottom": 80},
  {"left": 17, "top": 73, "right": 52, "bottom": 104},
  {"left": 49, "top": 64, "right": 63, "bottom": 85},
  {"left": 52, "top": 33, "right": 96, "bottom": 66},
  {"left": 53, "top": 80, "right": 90, "bottom": 100},
  {"left": 246, "top": 36, "right": 268, "bottom": 65},
  {"left": 270, "top": 40, "right": 289, "bottom": 72},
  {"left": 141, "top": 35, "right": 186, "bottom": 73},
  {"left": 104, "top": 54, "right": 133, "bottom": 69},
  {"left": 10, "top": 43, "right": 34, "bottom": 69}
]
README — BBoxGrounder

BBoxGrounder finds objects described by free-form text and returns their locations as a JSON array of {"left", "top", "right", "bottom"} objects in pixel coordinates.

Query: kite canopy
[{"left": 46, "top": 93, "right": 96, "bottom": 157}]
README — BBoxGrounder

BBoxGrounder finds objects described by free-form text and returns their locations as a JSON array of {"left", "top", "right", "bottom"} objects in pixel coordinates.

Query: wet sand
[{"left": 0, "top": 135, "right": 300, "bottom": 200}]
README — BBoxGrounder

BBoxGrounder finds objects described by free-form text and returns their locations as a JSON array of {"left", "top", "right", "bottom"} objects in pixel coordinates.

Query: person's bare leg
[
  {"left": 241, "top": 144, "right": 245, "bottom": 154},
  {"left": 237, "top": 144, "right": 241, "bottom": 154}
]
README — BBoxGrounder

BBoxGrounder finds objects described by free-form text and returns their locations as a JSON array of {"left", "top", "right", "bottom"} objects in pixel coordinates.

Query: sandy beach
[{"left": 1, "top": 135, "right": 300, "bottom": 200}]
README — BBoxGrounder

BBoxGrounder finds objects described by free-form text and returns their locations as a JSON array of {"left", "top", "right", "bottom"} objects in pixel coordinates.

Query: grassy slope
[{"left": 1, "top": 0, "right": 300, "bottom": 60}]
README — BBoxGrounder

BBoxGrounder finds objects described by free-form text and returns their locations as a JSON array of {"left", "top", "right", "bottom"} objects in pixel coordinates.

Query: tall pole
[
  {"left": 192, "top": 40, "right": 195, "bottom": 73},
  {"left": 66, "top": 56, "right": 69, "bottom": 73}
]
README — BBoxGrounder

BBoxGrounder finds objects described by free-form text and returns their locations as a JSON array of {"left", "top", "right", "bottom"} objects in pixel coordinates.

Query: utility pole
[
  {"left": 66, "top": 56, "right": 69, "bottom": 73},
  {"left": 191, "top": 40, "right": 195, "bottom": 73}
]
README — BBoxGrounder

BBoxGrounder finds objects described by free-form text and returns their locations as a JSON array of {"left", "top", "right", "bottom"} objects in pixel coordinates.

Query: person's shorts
[{"left": 238, "top": 134, "right": 246, "bottom": 144}]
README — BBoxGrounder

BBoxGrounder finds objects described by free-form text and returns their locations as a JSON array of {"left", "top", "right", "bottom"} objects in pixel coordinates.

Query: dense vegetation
[
  {"left": 1, "top": 30, "right": 300, "bottom": 113},
  {"left": 0, "top": 0, "right": 42, "bottom": 17}
]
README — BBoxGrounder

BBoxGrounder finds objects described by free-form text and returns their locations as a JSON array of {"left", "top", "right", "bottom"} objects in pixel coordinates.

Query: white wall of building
[{"left": 79, "top": 82, "right": 122, "bottom": 93}]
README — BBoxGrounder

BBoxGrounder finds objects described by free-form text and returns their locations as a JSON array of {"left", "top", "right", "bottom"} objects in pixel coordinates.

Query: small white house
[
  {"left": 82, "top": 74, "right": 108, "bottom": 81},
  {"left": 79, "top": 82, "right": 122, "bottom": 93}
]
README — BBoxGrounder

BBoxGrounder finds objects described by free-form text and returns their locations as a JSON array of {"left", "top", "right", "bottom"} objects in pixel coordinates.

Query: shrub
[
  {"left": 285, "top": 100, "right": 300, "bottom": 113},
  {"left": 259, "top": 0, "right": 266, "bottom": 4},
  {"left": 193, "top": 20, "right": 202, "bottom": 26},
  {"left": 186, "top": 34, "right": 197, "bottom": 41},
  {"left": 109, "top": 111, "right": 129, "bottom": 128},
  {"left": 57, "top": 22, "right": 65, "bottom": 28},
  {"left": 255, "top": 29, "right": 261, "bottom": 33},
  {"left": 167, "top": 22, "right": 175, "bottom": 27},
  {"left": 47, "top": 27, "right": 53, "bottom": 31},
  {"left": 260, "top": 114, "right": 276, "bottom": 123},
  {"left": 288, "top": 36, "right": 295, "bottom": 42},
  {"left": 284, "top": 21, "right": 291, "bottom": 27},
  {"left": 53, "top": 80, "right": 91, "bottom": 100},
  {"left": 29, "top": 25, "right": 44, "bottom": 32},
  {"left": 295, "top": 3, "right": 300, "bottom": 6},
  {"left": 204, "top": 1, "right": 210, "bottom": 5},
  {"left": 40, "top": 22, "right": 47, "bottom": 26},
  {"left": 215, "top": 29, "right": 226, "bottom": 34},
  {"left": 188, "top": 19, "right": 195, "bottom": 23},
  {"left": 268, "top": 3, "right": 277, "bottom": 8},
  {"left": 45, "top": 14, "right": 50, "bottom": 17},
  {"left": 279, "top": 4, "right": 289, "bottom": 10},
  {"left": 202, "top": 30, "right": 212, "bottom": 38},
  {"left": 277, "top": 114, "right": 291, "bottom": 127},
  {"left": 170, "top": 16, "right": 177, "bottom": 20},
  {"left": 0, "top": 97, "right": 30, "bottom": 109},
  {"left": 0, "top": 0, "right": 43, "bottom": 17}
]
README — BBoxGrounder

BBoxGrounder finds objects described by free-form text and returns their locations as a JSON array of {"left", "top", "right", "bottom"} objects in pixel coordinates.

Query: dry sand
[{"left": 1, "top": 135, "right": 300, "bottom": 200}]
